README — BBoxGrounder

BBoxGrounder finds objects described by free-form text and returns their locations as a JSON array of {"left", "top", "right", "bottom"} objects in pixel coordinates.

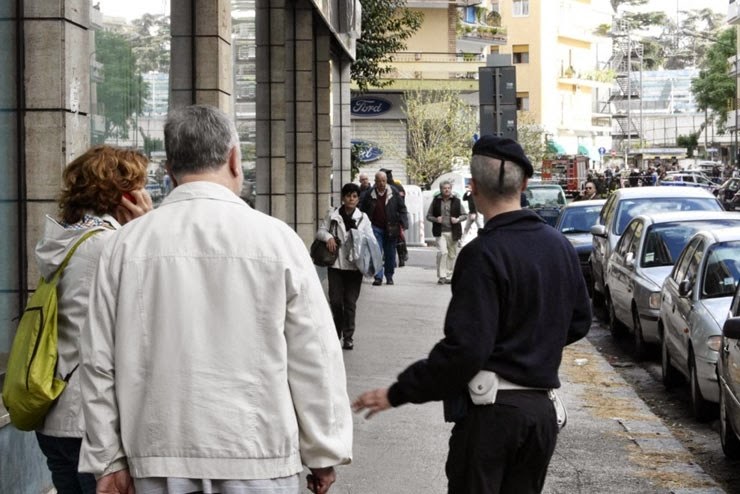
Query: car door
[
  {"left": 592, "top": 193, "right": 616, "bottom": 293},
  {"left": 672, "top": 238, "right": 707, "bottom": 376},
  {"left": 608, "top": 220, "right": 640, "bottom": 326},
  {"left": 724, "top": 292, "right": 740, "bottom": 435},
  {"left": 662, "top": 237, "right": 702, "bottom": 364}
]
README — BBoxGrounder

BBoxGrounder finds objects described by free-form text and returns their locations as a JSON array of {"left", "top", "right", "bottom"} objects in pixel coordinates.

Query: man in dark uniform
[{"left": 353, "top": 135, "right": 592, "bottom": 494}]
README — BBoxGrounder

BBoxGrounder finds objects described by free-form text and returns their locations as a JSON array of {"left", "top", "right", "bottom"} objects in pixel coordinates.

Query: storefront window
[
  {"left": 0, "top": 4, "right": 19, "bottom": 379},
  {"left": 94, "top": 1, "right": 171, "bottom": 205}
]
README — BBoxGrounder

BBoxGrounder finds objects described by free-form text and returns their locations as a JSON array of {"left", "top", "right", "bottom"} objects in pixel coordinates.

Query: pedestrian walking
[
  {"left": 359, "top": 170, "right": 409, "bottom": 286},
  {"left": 316, "top": 182, "right": 378, "bottom": 350},
  {"left": 353, "top": 135, "right": 591, "bottom": 494},
  {"left": 427, "top": 180, "right": 467, "bottom": 284},
  {"left": 462, "top": 184, "right": 481, "bottom": 237},
  {"left": 358, "top": 172, "right": 371, "bottom": 194},
  {"left": 33, "top": 146, "right": 152, "bottom": 494},
  {"left": 78, "top": 105, "right": 352, "bottom": 494}
]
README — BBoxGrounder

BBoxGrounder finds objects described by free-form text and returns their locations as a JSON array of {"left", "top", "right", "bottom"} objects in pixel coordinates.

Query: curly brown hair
[{"left": 59, "top": 145, "right": 149, "bottom": 224}]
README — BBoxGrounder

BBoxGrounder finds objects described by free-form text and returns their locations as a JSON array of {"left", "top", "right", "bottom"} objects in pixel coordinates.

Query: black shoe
[
  {"left": 372, "top": 278, "right": 382, "bottom": 286},
  {"left": 437, "top": 278, "right": 445, "bottom": 285},
  {"left": 342, "top": 339, "right": 354, "bottom": 350},
  {"left": 386, "top": 278, "right": 394, "bottom": 285},
  {"left": 444, "top": 278, "right": 452, "bottom": 284},
  {"left": 398, "top": 259, "right": 405, "bottom": 267}
]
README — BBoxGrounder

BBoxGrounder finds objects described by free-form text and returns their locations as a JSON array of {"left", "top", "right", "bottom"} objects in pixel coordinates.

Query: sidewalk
[{"left": 325, "top": 262, "right": 724, "bottom": 494}]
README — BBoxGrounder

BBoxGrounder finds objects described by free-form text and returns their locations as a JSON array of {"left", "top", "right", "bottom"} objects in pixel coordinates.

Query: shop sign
[
  {"left": 351, "top": 139, "right": 384, "bottom": 163},
  {"left": 351, "top": 97, "right": 392, "bottom": 116}
]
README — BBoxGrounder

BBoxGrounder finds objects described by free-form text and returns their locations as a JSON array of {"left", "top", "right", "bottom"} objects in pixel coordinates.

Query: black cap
[{"left": 472, "top": 135, "right": 533, "bottom": 178}]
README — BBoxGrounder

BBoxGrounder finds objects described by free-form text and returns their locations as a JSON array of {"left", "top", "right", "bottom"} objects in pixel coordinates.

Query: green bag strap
[{"left": 49, "top": 228, "right": 104, "bottom": 284}]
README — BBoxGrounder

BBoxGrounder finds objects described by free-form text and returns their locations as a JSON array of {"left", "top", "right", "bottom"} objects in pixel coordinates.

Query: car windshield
[
  {"left": 614, "top": 197, "right": 720, "bottom": 235},
  {"left": 641, "top": 220, "right": 740, "bottom": 268},
  {"left": 558, "top": 205, "right": 602, "bottom": 234},
  {"left": 526, "top": 187, "right": 566, "bottom": 208},
  {"left": 702, "top": 241, "right": 740, "bottom": 299}
]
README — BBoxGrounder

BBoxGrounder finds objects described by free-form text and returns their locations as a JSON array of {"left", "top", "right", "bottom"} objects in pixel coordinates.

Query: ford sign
[
  {"left": 351, "top": 139, "right": 383, "bottom": 163},
  {"left": 351, "top": 97, "right": 392, "bottom": 116}
]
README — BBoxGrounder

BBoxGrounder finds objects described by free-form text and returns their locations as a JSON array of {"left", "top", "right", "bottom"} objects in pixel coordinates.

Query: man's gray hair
[
  {"left": 439, "top": 180, "right": 452, "bottom": 191},
  {"left": 164, "top": 105, "right": 239, "bottom": 178},
  {"left": 471, "top": 154, "right": 525, "bottom": 199}
]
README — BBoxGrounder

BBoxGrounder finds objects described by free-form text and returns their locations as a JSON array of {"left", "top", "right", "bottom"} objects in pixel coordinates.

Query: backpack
[{"left": 2, "top": 229, "right": 102, "bottom": 431}]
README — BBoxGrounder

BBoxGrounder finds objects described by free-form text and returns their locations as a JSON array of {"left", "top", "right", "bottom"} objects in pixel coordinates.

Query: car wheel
[
  {"left": 661, "top": 333, "right": 681, "bottom": 388},
  {"left": 720, "top": 382, "right": 740, "bottom": 459},
  {"left": 607, "top": 294, "right": 626, "bottom": 337},
  {"left": 689, "top": 353, "right": 715, "bottom": 422},
  {"left": 632, "top": 309, "right": 647, "bottom": 361}
]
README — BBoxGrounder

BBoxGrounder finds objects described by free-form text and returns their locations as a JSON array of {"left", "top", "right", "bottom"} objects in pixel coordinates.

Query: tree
[
  {"left": 131, "top": 14, "right": 171, "bottom": 74},
  {"left": 95, "top": 30, "right": 148, "bottom": 142},
  {"left": 403, "top": 89, "right": 477, "bottom": 188},
  {"left": 691, "top": 28, "right": 736, "bottom": 128},
  {"left": 516, "top": 113, "right": 547, "bottom": 169},
  {"left": 352, "top": 0, "right": 423, "bottom": 92},
  {"left": 677, "top": 132, "right": 699, "bottom": 157}
]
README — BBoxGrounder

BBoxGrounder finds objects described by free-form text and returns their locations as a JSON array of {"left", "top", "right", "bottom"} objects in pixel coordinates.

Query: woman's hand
[
  {"left": 326, "top": 237, "right": 338, "bottom": 253},
  {"left": 116, "top": 189, "right": 153, "bottom": 225}
]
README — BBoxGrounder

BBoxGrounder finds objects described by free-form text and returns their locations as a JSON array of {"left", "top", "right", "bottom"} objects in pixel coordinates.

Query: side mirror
[
  {"left": 723, "top": 317, "right": 740, "bottom": 340},
  {"left": 678, "top": 279, "right": 692, "bottom": 297},
  {"left": 625, "top": 252, "right": 635, "bottom": 266},
  {"left": 590, "top": 224, "right": 607, "bottom": 237}
]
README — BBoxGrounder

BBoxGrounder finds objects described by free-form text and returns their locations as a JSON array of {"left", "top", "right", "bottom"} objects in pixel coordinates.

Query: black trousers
[
  {"left": 446, "top": 391, "right": 558, "bottom": 494},
  {"left": 327, "top": 267, "right": 363, "bottom": 340},
  {"left": 36, "top": 432, "right": 97, "bottom": 494}
]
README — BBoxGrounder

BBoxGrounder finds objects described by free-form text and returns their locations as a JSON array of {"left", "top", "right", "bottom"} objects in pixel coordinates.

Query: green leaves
[
  {"left": 690, "top": 28, "right": 736, "bottom": 128},
  {"left": 353, "top": 0, "right": 423, "bottom": 92}
]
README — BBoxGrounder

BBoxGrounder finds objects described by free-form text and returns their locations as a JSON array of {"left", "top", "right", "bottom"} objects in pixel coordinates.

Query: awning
[
  {"left": 577, "top": 144, "right": 589, "bottom": 156},
  {"left": 547, "top": 141, "right": 566, "bottom": 155}
]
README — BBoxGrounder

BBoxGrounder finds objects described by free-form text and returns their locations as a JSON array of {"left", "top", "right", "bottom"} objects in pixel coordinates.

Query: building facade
[{"left": 0, "top": 1, "right": 360, "bottom": 492}]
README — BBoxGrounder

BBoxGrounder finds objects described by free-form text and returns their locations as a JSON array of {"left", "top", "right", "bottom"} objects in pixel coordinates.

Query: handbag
[{"left": 311, "top": 220, "right": 340, "bottom": 267}]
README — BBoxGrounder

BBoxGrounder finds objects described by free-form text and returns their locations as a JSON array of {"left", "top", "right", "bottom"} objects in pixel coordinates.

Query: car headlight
[
  {"left": 648, "top": 292, "right": 661, "bottom": 310},
  {"left": 707, "top": 335, "right": 722, "bottom": 352}
]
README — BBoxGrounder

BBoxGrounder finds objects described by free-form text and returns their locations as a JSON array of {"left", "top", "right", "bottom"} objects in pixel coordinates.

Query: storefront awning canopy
[
  {"left": 577, "top": 144, "right": 589, "bottom": 156},
  {"left": 547, "top": 141, "right": 566, "bottom": 155}
]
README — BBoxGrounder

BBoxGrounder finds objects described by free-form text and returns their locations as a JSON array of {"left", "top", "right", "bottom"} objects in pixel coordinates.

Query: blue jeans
[
  {"left": 372, "top": 225, "right": 398, "bottom": 281},
  {"left": 36, "top": 432, "right": 97, "bottom": 494}
]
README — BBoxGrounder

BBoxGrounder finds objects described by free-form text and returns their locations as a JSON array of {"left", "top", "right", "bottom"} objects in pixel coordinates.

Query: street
[{"left": 324, "top": 246, "right": 729, "bottom": 493}]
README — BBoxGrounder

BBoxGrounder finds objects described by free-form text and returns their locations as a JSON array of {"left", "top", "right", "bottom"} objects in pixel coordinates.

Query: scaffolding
[{"left": 608, "top": 20, "right": 643, "bottom": 166}]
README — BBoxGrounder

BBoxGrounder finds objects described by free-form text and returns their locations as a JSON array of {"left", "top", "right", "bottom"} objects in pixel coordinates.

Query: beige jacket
[
  {"left": 78, "top": 182, "right": 353, "bottom": 480},
  {"left": 34, "top": 215, "right": 119, "bottom": 437}
]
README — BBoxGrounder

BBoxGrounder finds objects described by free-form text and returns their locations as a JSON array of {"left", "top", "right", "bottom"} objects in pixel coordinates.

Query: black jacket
[
  {"left": 429, "top": 195, "right": 464, "bottom": 241},
  {"left": 387, "top": 209, "right": 591, "bottom": 418},
  {"left": 359, "top": 185, "right": 409, "bottom": 233}
]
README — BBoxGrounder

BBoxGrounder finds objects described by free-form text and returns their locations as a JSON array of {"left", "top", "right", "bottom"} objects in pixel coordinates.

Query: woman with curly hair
[{"left": 33, "top": 145, "right": 153, "bottom": 494}]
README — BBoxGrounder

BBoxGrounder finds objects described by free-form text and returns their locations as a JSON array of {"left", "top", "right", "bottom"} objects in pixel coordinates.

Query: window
[
  {"left": 512, "top": 44, "right": 529, "bottom": 64},
  {"left": 516, "top": 92, "right": 529, "bottom": 111},
  {"left": 673, "top": 237, "right": 700, "bottom": 283},
  {"left": 464, "top": 7, "right": 476, "bottom": 23},
  {"left": 513, "top": 0, "right": 529, "bottom": 17}
]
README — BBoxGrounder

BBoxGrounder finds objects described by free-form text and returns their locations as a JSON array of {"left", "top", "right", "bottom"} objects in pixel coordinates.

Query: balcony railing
[
  {"left": 381, "top": 51, "right": 487, "bottom": 83},
  {"left": 457, "top": 21, "right": 507, "bottom": 45}
]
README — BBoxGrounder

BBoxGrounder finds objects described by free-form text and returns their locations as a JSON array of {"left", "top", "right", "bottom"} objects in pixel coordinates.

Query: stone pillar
[
  {"left": 24, "top": 0, "right": 91, "bottom": 282},
  {"left": 448, "top": 5, "right": 458, "bottom": 54},
  {"left": 170, "top": 0, "right": 233, "bottom": 112}
]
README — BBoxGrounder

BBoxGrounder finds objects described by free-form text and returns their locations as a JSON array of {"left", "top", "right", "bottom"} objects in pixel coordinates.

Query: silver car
[
  {"left": 606, "top": 212, "right": 740, "bottom": 361},
  {"left": 590, "top": 186, "right": 722, "bottom": 308},
  {"left": 661, "top": 227, "right": 740, "bottom": 421},
  {"left": 718, "top": 288, "right": 740, "bottom": 458}
]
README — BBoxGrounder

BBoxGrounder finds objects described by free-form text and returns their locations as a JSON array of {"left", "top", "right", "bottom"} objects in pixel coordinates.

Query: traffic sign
[{"left": 598, "top": 146, "right": 606, "bottom": 155}]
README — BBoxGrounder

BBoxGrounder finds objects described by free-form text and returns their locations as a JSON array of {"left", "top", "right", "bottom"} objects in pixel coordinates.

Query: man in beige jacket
[{"left": 79, "top": 105, "right": 352, "bottom": 494}]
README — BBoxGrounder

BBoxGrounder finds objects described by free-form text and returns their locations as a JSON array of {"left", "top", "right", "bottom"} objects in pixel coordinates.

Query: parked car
[
  {"left": 525, "top": 183, "right": 567, "bottom": 226},
  {"left": 718, "top": 289, "right": 740, "bottom": 458},
  {"left": 555, "top": 199, "right": 605, "bottom": 295},
  {"left": 590, "top": 187, "right": 723, "bottom": 308},
  {"left": 660, "top": 227, "right": 740, "bottom": 420},
  {"left": 605, "top": 212, "right": 740, "bottom": 360},
  {"left": 659, "top": 171, "right": 719, "bottom": 194},
  {"left": 715, "top": 177, "right": 740, "bottom": 210}
]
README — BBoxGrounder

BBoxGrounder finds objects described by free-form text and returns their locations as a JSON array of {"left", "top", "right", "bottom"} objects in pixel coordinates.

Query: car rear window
[
  {"left": 614, "top": 198, "right": 721, "bottom": 235},
  {"left": 641, "top": 220, "right": 740, "bottom": 268},
  {"left": 702, "top": 241, "right": 740, "bottom": 298}
]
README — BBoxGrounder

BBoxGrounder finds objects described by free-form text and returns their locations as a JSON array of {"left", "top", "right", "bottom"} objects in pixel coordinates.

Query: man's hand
[
  {"left": 436, "top": 216, "right": 443, "bottom": 223},
  {"left": 326, "top": 237, "right": 337, "bottom": 253},
  {"left": 96, "top": 469, "right": 135, "bottom": 494},
  {"left": 307, "top": 466, "right": 336, "bottom": 494},
  {"left": 116, "top": 189, "right": 153, "bottom": 225},
  {"left": 450, "top": 217, "right": 460, "bottom": 224},
  {"left": 352, "top": 388, "right": 391, "bottom": 419}
]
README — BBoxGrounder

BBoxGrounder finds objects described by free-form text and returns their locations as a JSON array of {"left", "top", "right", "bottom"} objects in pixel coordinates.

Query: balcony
[
  {"left": 457, "top": 22, "right": 507, "bottom": 48},
  {"left": 557, "top": 67, "right": 615, "bottom": 89},
  {"left": 730, "top": 0, "right": 739, "bottom": 25},
  {"left": 408, "top": 1, "right": 483, "bottom": 7},
  {"left": 363, "top": 51, "right": 489, "bottom": 90}
]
